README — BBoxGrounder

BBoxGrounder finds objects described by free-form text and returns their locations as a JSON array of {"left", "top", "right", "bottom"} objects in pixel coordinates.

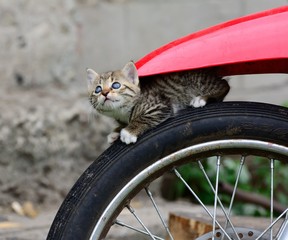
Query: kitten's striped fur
[{"left": 87, "top": 62, "right": 230, "bottom": 144}]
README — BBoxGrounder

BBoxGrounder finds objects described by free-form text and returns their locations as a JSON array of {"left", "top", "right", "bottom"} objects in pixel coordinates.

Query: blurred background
[{"left": 0, "top": 0, "right": 287, "bottom": 216}]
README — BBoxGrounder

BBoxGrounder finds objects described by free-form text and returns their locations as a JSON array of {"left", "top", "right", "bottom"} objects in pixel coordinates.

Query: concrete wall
[{"left": 1, "top": 0, "right": 287, "bottom": 102}]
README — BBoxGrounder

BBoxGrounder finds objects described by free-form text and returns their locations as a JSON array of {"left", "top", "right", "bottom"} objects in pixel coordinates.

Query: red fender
[{"left": 135, "top": 6, "right": 288, "bottom": 77}]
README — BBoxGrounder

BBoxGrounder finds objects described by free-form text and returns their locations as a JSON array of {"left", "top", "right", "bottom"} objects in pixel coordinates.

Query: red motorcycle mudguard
[{"left": 136, "top": 6, "right": 288, "bottom": 77}]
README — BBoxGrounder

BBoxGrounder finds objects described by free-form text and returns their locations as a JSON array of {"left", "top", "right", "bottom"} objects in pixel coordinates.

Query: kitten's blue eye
[
  {"left": 95, "top": 86, "right": 102, "bottom": 94},
  {"left": 111, "top": 82, "right": 121, "bottom": 89}
]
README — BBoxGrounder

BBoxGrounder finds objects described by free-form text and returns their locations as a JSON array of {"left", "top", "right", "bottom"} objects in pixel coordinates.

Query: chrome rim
[{"left": 90, "top": 139, "right": 288, "bottom": 240}]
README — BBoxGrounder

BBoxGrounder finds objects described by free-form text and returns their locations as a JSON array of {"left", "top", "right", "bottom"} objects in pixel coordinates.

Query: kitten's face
[{"left": 87, "top": 62, "right": 140, "bottom": 115}]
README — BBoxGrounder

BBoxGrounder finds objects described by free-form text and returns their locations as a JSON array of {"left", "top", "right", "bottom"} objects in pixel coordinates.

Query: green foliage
[
  {"left": 162, "top": 156, "right": 288, "bottom": 217},
  {"left": 282, "top": 101, "right": 288, "bottom": 108}
]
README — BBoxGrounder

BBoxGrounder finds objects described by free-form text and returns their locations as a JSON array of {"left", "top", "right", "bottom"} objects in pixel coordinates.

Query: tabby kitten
[{"left": 87, "top": 62, "right": 230, "bottom": 144}]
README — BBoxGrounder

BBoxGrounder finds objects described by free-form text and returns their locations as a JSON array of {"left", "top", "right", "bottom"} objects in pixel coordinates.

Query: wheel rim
[{"left": 89, "top": 139, "right": 288, "bottom": 240}]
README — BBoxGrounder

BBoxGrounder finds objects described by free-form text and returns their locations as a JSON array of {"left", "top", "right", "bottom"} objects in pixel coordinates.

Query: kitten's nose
[{"left": 102, "top": 90, "right": 109, "bottom": 97}]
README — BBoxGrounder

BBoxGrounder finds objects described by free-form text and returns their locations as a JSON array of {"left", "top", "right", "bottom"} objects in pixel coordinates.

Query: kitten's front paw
[
  {"left": 120, "top": 129, "right": 137, "bottom": 144},
  {"left": 107, "top": 132, "right": 120, "bottom": 144},
  {"left": 190, "top": 96, "right": 207, "bottom": 108}
]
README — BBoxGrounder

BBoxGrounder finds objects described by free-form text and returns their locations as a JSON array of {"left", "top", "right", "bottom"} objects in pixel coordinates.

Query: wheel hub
[{"left": 196, "top": 227, "right": 268, "bottom": 240}]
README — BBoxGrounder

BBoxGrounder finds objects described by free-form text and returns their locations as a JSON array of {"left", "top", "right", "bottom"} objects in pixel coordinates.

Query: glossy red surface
[{"left": 135, "top": 6, "right": 288, "bottom": 77}]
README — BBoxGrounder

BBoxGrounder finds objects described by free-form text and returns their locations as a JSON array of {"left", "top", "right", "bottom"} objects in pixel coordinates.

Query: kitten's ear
[
  {"left": 122, "top": 62, "right": 139, "bottom": 85},
  {"left": 86, "top": 68, "right": 99, "bottom": 91}
]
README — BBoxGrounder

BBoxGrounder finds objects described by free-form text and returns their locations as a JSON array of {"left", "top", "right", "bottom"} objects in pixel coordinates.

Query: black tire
[{"left": 47, "top": 102, "right": 288, "bottom": 240}]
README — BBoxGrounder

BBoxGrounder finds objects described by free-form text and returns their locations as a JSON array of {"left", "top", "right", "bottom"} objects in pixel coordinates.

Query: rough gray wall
[
  {"left": 0, "top": 0, "right": 287, "bottom": 207},
  {"left": 1, "top": 0, "right": 288, "bottom": 97}
]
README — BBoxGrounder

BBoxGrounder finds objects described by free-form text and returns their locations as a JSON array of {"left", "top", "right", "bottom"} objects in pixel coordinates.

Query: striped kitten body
[{"left": 87, "top": 62, "right": 230, "bottom": 144}]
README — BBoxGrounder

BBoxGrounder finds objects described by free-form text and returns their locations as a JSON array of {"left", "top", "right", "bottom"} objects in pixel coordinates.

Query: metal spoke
[
  {"left": 145, "top": 187, "right": 174, "bottom": 240},
  {"left": 276, "top": 211, "right": 288, "bottom": 239},
  {"left": 255, "top": 208, "right": 288, "bottom": 240},
  {"left": 114, "top": 220, "right": 164, "bottom": 240},
  {"left": 220, "top": 156, "right": 245, "bottom": 240},
  {"left": 212, "top": 156, "right": 221, "bottom": 239},
  {"left": 198, "top": 160, "right": 240, "bottom": 240},
  {"left": 270, "top": 159, "right": 274, "bottom": 240},
  {"left": 174, "top": 168, "right": 233, "bottom": 240},
  {"left": 126, "top": 204, "right": 156, "bottom": 240},
  {"left": 227, "top": 156, "right": 245, "bottom": 216}
]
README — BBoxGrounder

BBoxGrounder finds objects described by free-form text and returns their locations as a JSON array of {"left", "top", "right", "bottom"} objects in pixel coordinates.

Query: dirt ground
[
  {"left": 0, "top": 206, "right": 57, "bottom": 240},
  {"left": 0, "top": 199, "right": 279, "bottom": 240}
]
